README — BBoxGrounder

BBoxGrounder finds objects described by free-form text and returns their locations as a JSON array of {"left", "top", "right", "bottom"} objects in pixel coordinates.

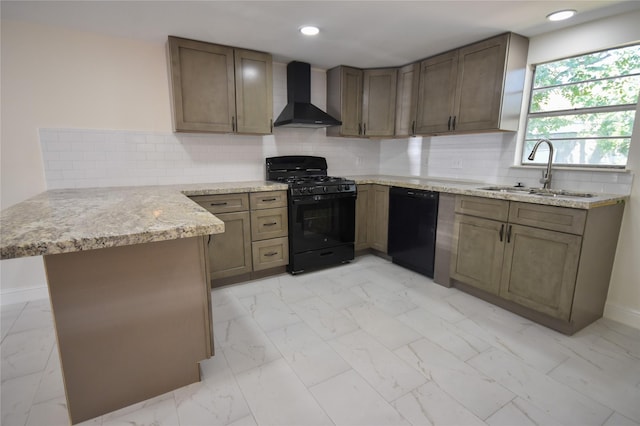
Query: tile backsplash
[
  {"left": 39, "top": 128, "right": 379, "bottom": 188},
  {"left": 40, "top": 128, "right": 633, "bottom": 195}
]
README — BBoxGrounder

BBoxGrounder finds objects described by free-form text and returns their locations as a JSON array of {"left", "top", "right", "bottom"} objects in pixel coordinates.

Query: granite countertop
[
  {"left": 0, "top": 176, "right": 627, "bottom": 260},
  {"left": 0, "top": 181, "right": 287, "bottom": 260},
  {"left": 351, "top": 175, "right": 628, "bottom": 209}
]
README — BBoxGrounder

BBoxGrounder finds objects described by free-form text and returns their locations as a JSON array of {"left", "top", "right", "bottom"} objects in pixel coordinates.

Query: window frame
[{"left": 520, "top": 43, "right": 640, "bottom": 170}]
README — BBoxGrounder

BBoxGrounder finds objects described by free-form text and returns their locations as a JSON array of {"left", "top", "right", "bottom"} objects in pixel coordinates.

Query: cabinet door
[
  {"left": 339, "top": 66, "right": 364, "bottom": 136},
  {"left": 415, "top": 50, "right": 458, "bottom": 134},
  {"left": 234, "top": 49, "right": 273, "bottom": 134},
  {"left": 395, "top": 63, "right": 419, "bottom": 137},
  {"left": 369, "top": 185, "right": 389, "bottom": 253},
  {"left": 362, "top": 68, "right": 397, "bottom": 137},
  {"left": 168, "top": 37, "right": 235, "bottom": 133},
  {"left": 450, "top": 214, "right": 505, "bottom": 295},
  {"left": 209, "top": 211, "right": 252, "bottom": 281},
  {"left": 453, "top": 34, "right": 508, "bottom": 132},
  {"left": 500, "top": 224, "right": 581, "bottom": 320},
  {"left": 355, "top": 185, "right": 371, "bottom": 251}
]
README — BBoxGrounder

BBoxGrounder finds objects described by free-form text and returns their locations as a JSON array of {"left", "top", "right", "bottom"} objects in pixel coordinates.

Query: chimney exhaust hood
[{"left": 273, "top": 61, "right": 341, "bottom": 129}]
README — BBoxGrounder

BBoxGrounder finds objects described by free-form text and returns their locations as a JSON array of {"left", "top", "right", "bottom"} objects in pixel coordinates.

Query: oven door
[{"left": 289, "top": 193, "right": 356, "bottom": 254}]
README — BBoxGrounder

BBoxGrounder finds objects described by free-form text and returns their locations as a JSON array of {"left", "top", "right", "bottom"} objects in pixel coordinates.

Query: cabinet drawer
[
  {"left": 455, "top": 196, "right": 509, "bottom": 221},
  {"left": 192, "top": 193, "right": 249, "bottom": 214},
  {"left": 509, "top": 202, "right": 586, "bottom": 235},
  {"left": 252, "top": 237, "right": 289, "bottom": 271},
  {"left": 250, "top": 207, "right": 288, "bottom": 241},
  {"left": 250, "top": 191, "right": 287, "bottom": 209}
]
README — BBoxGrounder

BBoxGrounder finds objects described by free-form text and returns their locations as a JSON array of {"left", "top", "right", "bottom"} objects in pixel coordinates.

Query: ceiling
[{"left": 2, "top": 1, "right": 640, "bottom": 69}]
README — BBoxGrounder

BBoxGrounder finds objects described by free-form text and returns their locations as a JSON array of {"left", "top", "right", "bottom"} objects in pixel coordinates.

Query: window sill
[{"left": 510, "top": 165, "right": 630, "bottom": 173}]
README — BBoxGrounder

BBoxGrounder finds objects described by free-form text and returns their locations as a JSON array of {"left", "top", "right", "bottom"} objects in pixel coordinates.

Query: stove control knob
[{"left": 323, "top": 186, "right": 328, "bottom": 193}]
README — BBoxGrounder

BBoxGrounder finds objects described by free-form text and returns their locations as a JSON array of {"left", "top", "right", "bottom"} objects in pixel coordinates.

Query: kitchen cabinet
[
  {"left": 327, "top": 67, "right": 397, "bottom": 137},
  {"left": 191, "top": 190, "right": 289, "bottom": 285},
  {"left": 191, "top": 193, "right": 252, "bottom": 284},
  {"left": 450, "top": 195, "right": 624, "bottom": 334},
  {"left": 415, "top": 32, "right": 528, "bottom": 135},
  {"left": 249, "top": 191, "right": 289, "bottom": 272},
  {"left": 395, "top": 63, "right": 420, "bottom": 137},
  {"left": 168, "top": 36, "right": 273, "bottom": 134},
  {"left": 355, "top": 184, "right": 389, "bottom": 253}
]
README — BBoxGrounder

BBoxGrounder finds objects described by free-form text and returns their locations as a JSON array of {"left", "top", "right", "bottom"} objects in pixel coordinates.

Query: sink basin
[{"left": 479, "top": 186, "right": 595, "bottom": 198}]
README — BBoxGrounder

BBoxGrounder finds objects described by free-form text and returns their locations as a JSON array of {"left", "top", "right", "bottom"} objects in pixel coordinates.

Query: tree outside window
[{"left": 523, "top": 44, "right": 640, "bottom": 168}]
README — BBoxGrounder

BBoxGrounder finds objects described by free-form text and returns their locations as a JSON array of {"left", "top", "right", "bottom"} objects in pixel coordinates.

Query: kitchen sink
[{"left": 479, "top": 186, "right": 595, "bottom": 198}]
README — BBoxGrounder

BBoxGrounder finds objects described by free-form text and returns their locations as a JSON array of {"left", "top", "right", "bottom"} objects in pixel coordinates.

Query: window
[{"left": 523, "top": 44, "right": 640, "bottom": 168}]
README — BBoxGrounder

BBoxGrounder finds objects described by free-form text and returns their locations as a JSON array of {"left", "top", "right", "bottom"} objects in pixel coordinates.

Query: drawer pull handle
[
  {"left": 262, "top": 198, "right": 277, "bottom": 202},
  {"left": 210, "top": 202, "right": 228, "bottom": 206},
  {"left": 507, "top": 225, "right": 512, "bottom": 243},
  {"left": 264, "top": 222, "right": 277, "bottom": 226},
  {"left": 499, "top": 224, "right": 504, "bottom": 242},
  {"left": 264, "top": 251, "right": 279, "bottom": 257}
]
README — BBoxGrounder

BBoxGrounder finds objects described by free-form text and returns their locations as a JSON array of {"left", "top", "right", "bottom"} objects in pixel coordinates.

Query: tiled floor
[{"left": 2, "top": 254, "right": 640, "bottom": 426}]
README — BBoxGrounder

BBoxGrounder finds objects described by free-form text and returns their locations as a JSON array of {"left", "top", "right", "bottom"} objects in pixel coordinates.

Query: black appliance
[
  {"left": 273, "top": 62, "right": 342, "bottom": 128},
  {"left": 388, "top": 186, "right": 439, "bottom": 278},
  {"left": 266, "top": 156, "right": 356, "bottom": 274}
]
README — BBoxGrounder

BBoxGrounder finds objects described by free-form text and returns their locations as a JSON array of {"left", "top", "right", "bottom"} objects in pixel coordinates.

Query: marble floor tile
[
  {"left": 396, "top": 286, "right": 467, "bottom": 323},
  {"left": 101, "top": 392, "right": 179, "bottom": 426},
  {"left": 32, "top": 344, "right": 65, "bottom": 404},
  {"left": 397, "top": 307, "right": 490, "bottom": 361},
  {"left": 604, "top": 412, "right": 640, "bottom": 426},
  {"left": 238, "top": 291, "right": 301, "bottom": 333},
  {"left": 290, "top": 296, "right": 359, "bottom": 340},
  {"left": 341, "top": 301, "right": 422, "bottom": 350},
  {"left": 261, "top": 275, "right": 316, "bottom": 304},
  {"left": 1, "top": 326, "right": 56, "bottom": 381},
  {"left": 1, "top": 371, "right": 42, "bottom": 426},
  {"left": 302, "top": 276, "right": 366, "bottom": 310},
  {"left": 349, "top": 281, "right": 418, "bottom": 316},
  {"left": 455, "top": 316, "right": 570, "bottom": 374},
  {"left": 549, "top": 355, "right": 640, "bottom": 422},
  {"left": 10, "top": 299, "right": 55, "bottom": 334},
  {"left": 235, "top": 358, "right": 332, "bottom": 426},
  {"left": 1, "top": 301, "right": 26, "bottom": 341},
  {"left": 394, "top": 337, "right": 514, "bottom": 420},
  {"left": 266, "top": 321, "right": 350, "bottom": 387},
  {"left": 310, "top": 369, "right": 410, "bottom": 426},
  {"left": 469, "top": 347, "right": 613, "bottom": 425},
  {"left": 329, "top": 329, "right": 427, "bottom": 402},
  {"left": 174, "top": 349, "right": 252, "bottom": 426},
  {"left": 392, "top": 381, "right": 486, "bottom": 426},
  {"left": 485, "top": 397, "right": 563, "bottom": 426},
  {"left": 213, "top": 315, "right": 281, "bottom": 374},
  {"left": 211, "top": 288, "right": 249, "bottom": 323}
]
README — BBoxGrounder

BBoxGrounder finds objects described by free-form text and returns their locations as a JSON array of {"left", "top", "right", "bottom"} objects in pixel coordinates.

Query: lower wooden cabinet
[
  {"left": 450, "top": 195, "right": 624, "bottom": 333},
  {"left": 209, "top": 211, "right": 252, "bottom": 280},
  {"left": 190, "top": 190, "right": 289, "bottom": 286},
  {"left": 355, "top": 184, "right": 389, "bottom": 253}
]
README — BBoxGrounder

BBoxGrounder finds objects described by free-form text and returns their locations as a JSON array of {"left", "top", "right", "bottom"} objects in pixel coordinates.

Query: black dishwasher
[{"left": 388, "top": 186, "right": 439, "bottom": 278}]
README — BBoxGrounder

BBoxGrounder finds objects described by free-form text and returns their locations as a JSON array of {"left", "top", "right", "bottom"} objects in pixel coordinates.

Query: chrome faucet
[{"left": 527, "top": 138, "right": 555, "bottom": 189}]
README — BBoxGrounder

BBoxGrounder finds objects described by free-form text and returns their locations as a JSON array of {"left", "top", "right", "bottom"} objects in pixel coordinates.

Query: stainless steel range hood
[{"left": 273, "top": 61, "right": 342, "bottom": 128}]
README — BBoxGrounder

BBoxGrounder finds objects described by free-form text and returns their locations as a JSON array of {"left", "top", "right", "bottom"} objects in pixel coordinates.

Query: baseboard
[
  {"left": 0, "top": 285, "right": 49, "bottom": 306},
  {"left": 603, "top": 301, "right": 640, "bottom": 330}
]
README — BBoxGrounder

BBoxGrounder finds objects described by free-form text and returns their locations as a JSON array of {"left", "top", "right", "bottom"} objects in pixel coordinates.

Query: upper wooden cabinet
[
  {"left": 168, "top": 36, "right": 273, "bottom": 134},
  {"left": 395, "top": 63, "right": 420, "bottom": 137},
  {"left": 327, "top": 66, "right": 397, "bottom": 137},
  {"left": 415, "top": 32, "right": 529, "bottom": 135}
]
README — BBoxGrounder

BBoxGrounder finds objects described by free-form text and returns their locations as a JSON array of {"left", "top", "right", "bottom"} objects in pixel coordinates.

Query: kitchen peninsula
[{"left": 0, "top": 178, "right": 626, "bottom": 423}]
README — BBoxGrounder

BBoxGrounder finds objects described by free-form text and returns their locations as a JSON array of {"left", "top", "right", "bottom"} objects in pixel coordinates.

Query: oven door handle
[{"left": 291, "top": 194, "right": 356, "bottom": 205}]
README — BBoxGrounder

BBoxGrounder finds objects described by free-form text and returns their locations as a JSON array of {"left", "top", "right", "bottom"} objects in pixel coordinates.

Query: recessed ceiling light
[
  {"left": 546, "top": 9, "right": 577, "bottom": 21},
  {"left": 299, "top": 26, "right": 320, "bottom": 36}
]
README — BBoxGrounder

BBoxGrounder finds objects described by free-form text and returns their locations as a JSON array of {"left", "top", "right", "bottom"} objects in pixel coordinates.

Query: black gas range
[{"left": 266, "top": 156, "right": 356, "bottom": 274}]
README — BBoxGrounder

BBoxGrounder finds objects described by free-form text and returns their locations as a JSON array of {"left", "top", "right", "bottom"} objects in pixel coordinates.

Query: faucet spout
[{"left": 528, "top": 138, "right": 555, "bottom": 189}]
